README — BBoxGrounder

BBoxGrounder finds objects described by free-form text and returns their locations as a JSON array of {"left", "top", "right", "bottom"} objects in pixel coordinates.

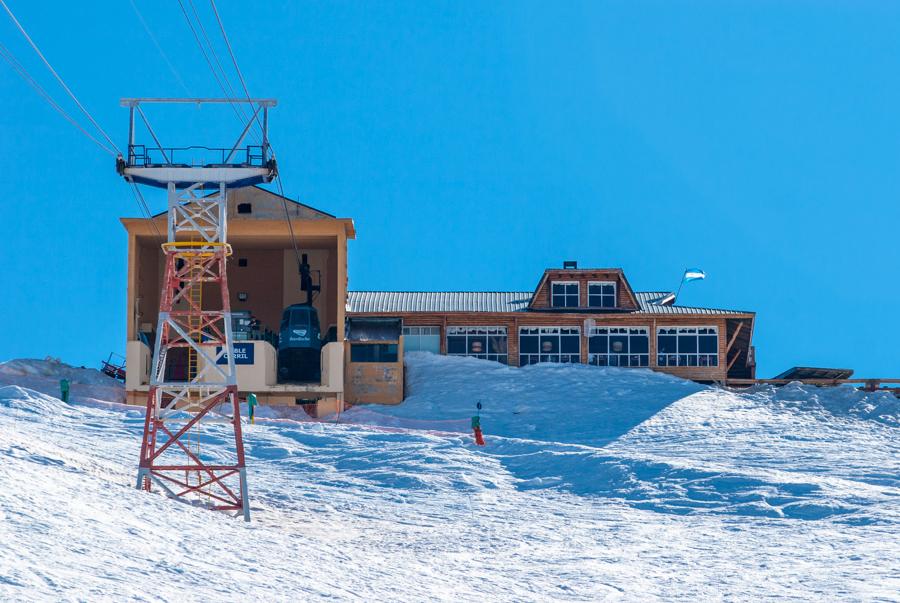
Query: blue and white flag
[{"left": 682, "top": 268, "right": 706, "bottom": 283}]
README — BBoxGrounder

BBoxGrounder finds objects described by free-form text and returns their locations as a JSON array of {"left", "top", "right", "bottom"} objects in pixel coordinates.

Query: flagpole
[{"left": 674, "top": 268, "right": 686, "bottom": 303}]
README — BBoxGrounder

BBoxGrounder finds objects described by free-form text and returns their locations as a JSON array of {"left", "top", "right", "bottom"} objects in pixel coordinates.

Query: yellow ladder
[{"left": 186, "top": 254, "right": 203, "bottom": 382}]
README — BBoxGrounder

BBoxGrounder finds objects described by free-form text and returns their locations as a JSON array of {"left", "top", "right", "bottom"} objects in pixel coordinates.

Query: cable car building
[{"left": 122, "top": 186, "right": 355, "bottom": 415}]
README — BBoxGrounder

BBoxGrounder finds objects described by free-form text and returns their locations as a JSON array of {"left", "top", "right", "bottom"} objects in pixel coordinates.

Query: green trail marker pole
[{"left": 248, "top": 392, "right": 258, "bottom": 424}]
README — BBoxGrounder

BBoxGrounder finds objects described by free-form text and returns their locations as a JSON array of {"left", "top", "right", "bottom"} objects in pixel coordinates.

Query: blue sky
[{"left": 0, "top": 1, "right": 897, "bottom": 377}]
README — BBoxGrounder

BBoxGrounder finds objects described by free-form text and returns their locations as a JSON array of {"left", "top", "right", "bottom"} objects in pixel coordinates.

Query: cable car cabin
[{"left": 278, "top": 304, "right": 322, "bottom": 383}]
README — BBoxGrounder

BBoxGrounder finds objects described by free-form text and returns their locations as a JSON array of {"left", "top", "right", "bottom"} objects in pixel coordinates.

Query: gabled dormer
[{"left": 528, "top": 261, "right": 640, "bottom": 311}]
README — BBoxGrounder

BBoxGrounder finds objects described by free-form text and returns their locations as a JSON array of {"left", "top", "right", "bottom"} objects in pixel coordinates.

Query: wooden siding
[
  {"left": 359, "top": 310, "right": 755, "bottom": 382},
  {"left": 529, "top": 269, "right": 639, "bottom": 310}
]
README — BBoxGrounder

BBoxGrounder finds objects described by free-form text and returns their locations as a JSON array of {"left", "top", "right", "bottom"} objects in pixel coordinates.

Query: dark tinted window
[
  {"left": 520, "top": 334, "right": 539, "bottom": 353},
  {"left": 678, "top": 335, "right": 698, "bottom": 353},
  {"left": 350, "top": 343, "right": 398, "bottom": 363},
  {"left": 561, "top": 335, "right": 580, "bottom": 353},
  {"left": 630, "top": 335, "right": 649, "bottom": 354},
  {"left": 589, "top": 337, "right": 608, "bottom": 354},
  {"left": 447, "top": 336, "right": 466, "bottom": 354},
  {"left": 658, "top": 335, "right": 676, "bottom": 354},
  {"left": 699, "top": 335, "right": 717, "bottom": 354}
]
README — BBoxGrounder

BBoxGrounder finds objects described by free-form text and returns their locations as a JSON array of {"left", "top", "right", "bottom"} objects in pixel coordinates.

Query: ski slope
[{"left": 1, "top": 354, "right": 898, "bottom": 601}]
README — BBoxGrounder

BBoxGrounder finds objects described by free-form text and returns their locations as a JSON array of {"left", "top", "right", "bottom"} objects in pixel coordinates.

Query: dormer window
[
  {"left": 588, "top": 281, "right": 616, "bottom": 308},
  {"left": 551, "top": 281, "right": 579, "bottom": 308}
]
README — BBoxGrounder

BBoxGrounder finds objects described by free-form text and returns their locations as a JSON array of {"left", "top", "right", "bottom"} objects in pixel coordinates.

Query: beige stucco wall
[{"left": 122, "top": 192, "right": 355, "bottom": 404}]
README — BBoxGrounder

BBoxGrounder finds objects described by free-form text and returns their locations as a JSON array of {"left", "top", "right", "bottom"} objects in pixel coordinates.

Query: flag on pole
[
  {"left": 674, "top": 268, "right": 706, "bottom": 302},
  {"left": 682, "top": 268, "right": 706, "bottom": 283}
]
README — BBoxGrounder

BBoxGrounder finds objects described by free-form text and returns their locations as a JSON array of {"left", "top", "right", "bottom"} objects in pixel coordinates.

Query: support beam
[
  {"left": 727, "top": 352, "right": 740, "bottom": 372},
  {"left": 726, "top": 321, "right": 744, "bottom": 355}
]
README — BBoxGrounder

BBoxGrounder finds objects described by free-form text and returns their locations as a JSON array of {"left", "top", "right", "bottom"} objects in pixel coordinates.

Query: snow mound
[
  {"left": 0, "top": 385, "right": 71, "bottom": 416},
  {"left": 0, "top": 358, "right": 124, "bottom": 405},
  {"left": 343, "top": 352, "right": 703, "bottom": 446},
  {"left": 757, "top": 381, "right": 900, "bottom": 426},
  {"left": 342, "top": 354, "right": 900, "bottom": 522},
  {"left": 0, "top": 358, "right": 119, "bottom": 386}
]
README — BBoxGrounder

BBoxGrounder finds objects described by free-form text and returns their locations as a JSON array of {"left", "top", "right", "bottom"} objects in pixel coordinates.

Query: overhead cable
[
  {"left": 187, "top": 0, "right": 240, "bottom": 102},
  {"left": 128, "top": 179, "right": 165, "bottom": 241},
  {"left": 0, "top": 42, "right": 115, "bottom": 156},
  {"left": 208, "top": 0, "right": 302, "bottom": 268},
  {"left": 0, "top": 0, "right": 121, "bottom": 154},
  {"left": 175, "top": 0, "right": 257, "bottom": 135},
  {"left": 209, "top": 0, "right": 264, "bottom": 137},
  {"left": 127, "top": 0, "right": 191, "bottom": 97}
]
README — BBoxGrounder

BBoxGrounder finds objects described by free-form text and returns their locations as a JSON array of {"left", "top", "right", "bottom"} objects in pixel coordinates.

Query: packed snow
[
  {"left": 0, "top": 357, "right": 124, "bottom": 405},
  {"left": 1, "top": 353, "right": 898, "bottom": 601}
]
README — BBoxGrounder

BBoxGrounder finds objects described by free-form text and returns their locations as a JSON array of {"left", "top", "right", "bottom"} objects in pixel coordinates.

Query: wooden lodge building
[{"left": 347, "top": 263, "right": 756, "bottom": 384}]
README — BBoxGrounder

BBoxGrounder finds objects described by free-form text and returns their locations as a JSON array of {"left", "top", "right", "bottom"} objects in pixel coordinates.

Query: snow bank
[
  {"left": 756, "top": 381, "right": 900, "bottom": 426},
  {"left": 343, "top": 352, "right": 704, "bottom": 446},
  {"left": 0, "top": 357, "right": 124, "bottom": 405},
  {"left": 0, "top": 358, "right": 119, "bottom": 386},
  {"left": 0, "top": 385, "right": 72, "bottom": 416}
]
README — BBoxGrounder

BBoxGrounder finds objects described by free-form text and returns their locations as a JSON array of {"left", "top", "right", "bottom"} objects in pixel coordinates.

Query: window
[
  {"left": 588, "top": 327, "right": 649, "bottom": 367},
  {"left": 551, "top": 281, "right": 579, "bottom": 308},
  {"left": 447, "top": 327, "right": 508, "bottom": 364},
  {"left": 350, "top": 343, "right": 398, "bottom": 363},
  {"left": 657, "top": 327, "right": 718, "bottom": 367},
  {"left": 519, "top": 327, "right": 581, "bottom": 365},
  {"left": 237, "top": 203, "right": 252, "bottom": 214},
  {"left": 588, "top": 281, "right": 616, "bottom": 308},
  {"left": 402, "top": 326, "right": 441, "bottom": 354}
]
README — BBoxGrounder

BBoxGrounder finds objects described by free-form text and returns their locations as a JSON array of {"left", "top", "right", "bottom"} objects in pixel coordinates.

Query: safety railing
[{"left": 126, "top": 144, "right": 270, "bottom": 168}]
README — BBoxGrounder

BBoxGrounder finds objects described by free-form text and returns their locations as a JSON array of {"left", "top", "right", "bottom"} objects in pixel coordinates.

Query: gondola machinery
[{"left": 278, "top": 253, "right": 323, "bottom": 382}]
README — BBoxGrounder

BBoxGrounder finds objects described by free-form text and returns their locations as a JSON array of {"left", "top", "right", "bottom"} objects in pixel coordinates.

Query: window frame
[
  {"left": 587, "top": 281, "right": 617, "bottom": 308},
  {"left": 550, "top": 281, "right": 580, "bottom": 308},
  {"left": 446, "top": 326, "right": 508, "bottom": 364},
  {"left": 518, "top": 326, "right": 581, "bottom": 365},
  {"left": 401, "top": 326, "right": 441, "bottom": 354},
  {"left": 588, "top": 326, "right": 649, "bottom": 367},
  {"left": 656, "top": 326, "right": 719, "bottom": 368}
]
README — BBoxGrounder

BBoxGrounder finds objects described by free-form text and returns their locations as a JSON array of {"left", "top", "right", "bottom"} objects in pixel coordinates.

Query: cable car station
[{"left": 122, "top": 184, "right": 355, "bottom": 415}]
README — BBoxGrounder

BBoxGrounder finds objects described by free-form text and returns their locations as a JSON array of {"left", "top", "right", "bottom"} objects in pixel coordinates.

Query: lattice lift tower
[{"left": 117, "top": 98, "right": 277, "bottom": 521}]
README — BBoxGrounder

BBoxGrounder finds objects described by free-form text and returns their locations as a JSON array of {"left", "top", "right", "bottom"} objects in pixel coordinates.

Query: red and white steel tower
[{"left": 117, "top": 98, "right": 277, "bottom": 521}]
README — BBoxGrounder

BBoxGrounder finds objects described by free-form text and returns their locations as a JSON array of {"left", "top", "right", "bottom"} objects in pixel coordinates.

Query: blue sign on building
[{"left": 216, "top": 343, "right": 255, "bottom": 365}]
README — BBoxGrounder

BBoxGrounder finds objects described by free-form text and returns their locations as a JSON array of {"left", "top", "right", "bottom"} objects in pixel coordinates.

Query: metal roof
[
  {"left": 633, "top": 292, "right": 752, "bottom": 316},
  {"left": 348, "top": 291, "right": 532, "bottom": 313},
  {"left": 346, "top": 317, "right": 402, "bottom": 341},
  {"left": 347, "top": 290, "right": 752, "bottom": 316}
]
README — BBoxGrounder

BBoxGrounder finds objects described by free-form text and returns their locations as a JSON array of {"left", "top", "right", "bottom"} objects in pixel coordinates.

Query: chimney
[{"left": 563, "top": 260, "right": 578, "bottom": 270}]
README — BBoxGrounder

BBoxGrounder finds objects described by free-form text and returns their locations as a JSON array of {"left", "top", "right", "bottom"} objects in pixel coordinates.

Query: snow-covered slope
[
  {"left": 1, "top": 355, "right": 898, "bottom": 601},
  {"left": 0, "top": 358, "right": 124, "bottom": 405}
]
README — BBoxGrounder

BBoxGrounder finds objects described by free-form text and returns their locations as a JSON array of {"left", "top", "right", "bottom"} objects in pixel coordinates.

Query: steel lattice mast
[{"left": 118, "top": 98, "right": 277, "bottom": 521}]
